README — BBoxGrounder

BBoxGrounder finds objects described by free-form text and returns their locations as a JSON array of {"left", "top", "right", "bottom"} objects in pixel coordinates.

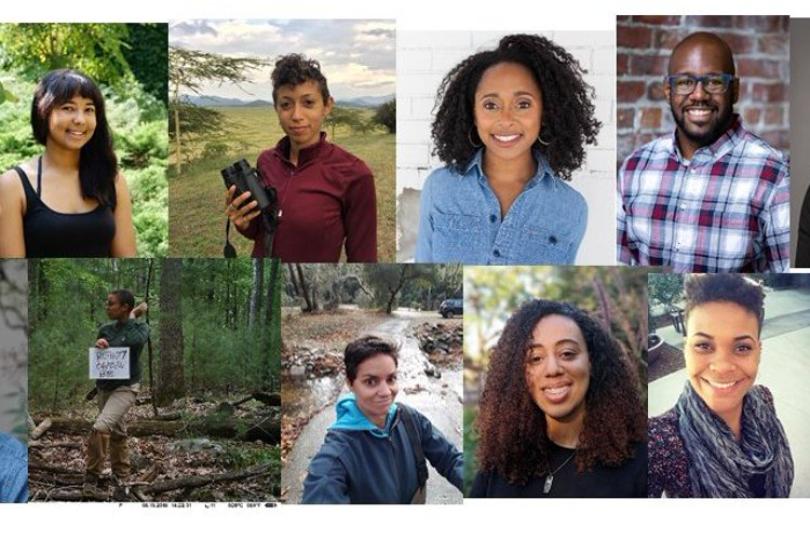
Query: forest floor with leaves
[
  {"left": 281, "top": 306, "right": 391, "bottom": 348},
  {"left": 28, "top": 394, "right": 280, "bottom": 503}
]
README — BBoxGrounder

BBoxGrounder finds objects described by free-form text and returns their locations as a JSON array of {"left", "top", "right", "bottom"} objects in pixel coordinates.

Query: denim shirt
[
  {"left": 0, "top": 432, "right": 27, "bottom": 503},
  {"left": 415, "top": 149, "right": 587, "bottom": 264}
]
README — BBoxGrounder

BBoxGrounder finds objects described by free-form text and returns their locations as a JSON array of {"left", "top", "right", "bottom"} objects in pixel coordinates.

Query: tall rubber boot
[
  {"left": 110, "top": 433, "right": 131, "bottom": 480},
  {"left": 83, "top": 430, "right": 110, "bottom": 500}
]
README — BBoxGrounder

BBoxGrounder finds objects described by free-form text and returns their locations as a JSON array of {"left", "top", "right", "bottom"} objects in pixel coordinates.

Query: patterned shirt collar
[
  {"left": 617, "top": 115, "right": 790, "bottom": 272},
  {"left": 670, "top": 114, "right": 744, "bottom": 163}
]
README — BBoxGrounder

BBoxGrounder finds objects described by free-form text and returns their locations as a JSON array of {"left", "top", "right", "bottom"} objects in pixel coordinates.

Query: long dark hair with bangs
[
  {"left": 475, "top": 299, "right": 646, "bottom": 485},
  {"left": 30, "top": 69, "right": 118, "bottom": 209}
]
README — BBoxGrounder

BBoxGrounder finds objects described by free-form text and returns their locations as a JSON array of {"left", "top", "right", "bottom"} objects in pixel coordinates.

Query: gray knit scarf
[{"left": 675, "top": 382, "right": 793, "bottom": 498}]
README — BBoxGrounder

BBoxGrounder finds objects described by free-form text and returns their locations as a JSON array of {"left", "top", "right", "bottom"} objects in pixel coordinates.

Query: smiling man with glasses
[{"left": 617, "top": 31, "right": 790, "bottom": 272}]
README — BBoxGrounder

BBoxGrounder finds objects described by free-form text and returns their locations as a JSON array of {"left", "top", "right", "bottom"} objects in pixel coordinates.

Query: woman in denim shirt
[{"left": 415, "top": 34, "right": 601, "bottom": 264}]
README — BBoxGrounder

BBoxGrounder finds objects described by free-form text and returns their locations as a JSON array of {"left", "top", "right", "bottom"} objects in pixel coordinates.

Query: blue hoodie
[
  {"left": 329, "top": 394, "right": 398, "bottom": 437},
  {"left": 0, "top": 433, "right": 27, "bottom": 503},
  {"left": 302, "top": 394, "right": 463, "bottom": 504}
]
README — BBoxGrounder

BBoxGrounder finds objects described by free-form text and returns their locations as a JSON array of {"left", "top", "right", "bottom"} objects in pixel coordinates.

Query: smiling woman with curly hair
[
  {"left": 415, "top": 34, "right": 601, "bottom": 264},
  {"left": 470, "top": 300, "right": 647, "bottom": 497}
]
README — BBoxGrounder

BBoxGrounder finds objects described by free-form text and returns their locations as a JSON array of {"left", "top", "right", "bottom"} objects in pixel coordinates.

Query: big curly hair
[
  {"left": 431, "top": 34, "right": 601, "bottom": 180},
  {"left": 476, "top": 300, "right": 646, "bottom": 485}
]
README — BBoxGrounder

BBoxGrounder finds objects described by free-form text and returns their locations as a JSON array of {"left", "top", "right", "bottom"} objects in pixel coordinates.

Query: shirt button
[
  {"left": 549, "top": 235, "right": 557, "bottom": 245},
  {"left": 493, "top": 249, "right": 501, "bottom": 257},
  {"left": 489, "top": 214, "right": 497, "bottom": 223}
]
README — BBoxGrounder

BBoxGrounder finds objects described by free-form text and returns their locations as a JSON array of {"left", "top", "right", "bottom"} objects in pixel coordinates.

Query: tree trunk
[
  {"left": 172, "top": 84, "right": 183, "bottom": 174},
  {"left": 296, "top": 264, "right": 313, "bottom": 312},
  {"left": 225, "top": 259, "right": 232, "bottom": 328},
  {"left": 189, "top": 330, "right": 197, "bottom": 392},
  {"left": 267, "top": 259, "right": 280, "bottom": 325},
  {"left": 266, "top": 258, "right": 281, "bottom": 391},
  {"left": 310, "top": 281, "right": 320, "bottom": 312},
  {"left": 145, "top": 259, "right": 158, "bottom": 417},
  {"left": 157, "top": 258, "right": 185, "bottom": 406},
  {"left": 35, "top": 258, "right": 48, "bottom": 322},
  {"left": 385, "top": 266, "right": 408, "bottom": 314},
  {"left": 249, "top": 257, "right": 263, "bottom": 328},
  {"left": 287, "top": 263, "right": 300, "bottom": 296},
  {"left": 34, "top": 416, "right": 280, "bottom": 444}
]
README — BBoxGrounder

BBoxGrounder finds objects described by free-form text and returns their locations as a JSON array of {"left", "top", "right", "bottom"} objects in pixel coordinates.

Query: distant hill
[
  {"left": 180, "top": 94, "right": 395, "bottom": 109},
  {"left": 180, "top": 95, "right": 273, "bottom": 107},
  {"left": 335, "top": 95, "right": 395, "bottom": 108}
]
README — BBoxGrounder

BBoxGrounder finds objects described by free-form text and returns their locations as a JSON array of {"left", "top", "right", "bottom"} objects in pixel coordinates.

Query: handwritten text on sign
[{"left": 89, "top": 347, "right": 130, "bottom": 379}]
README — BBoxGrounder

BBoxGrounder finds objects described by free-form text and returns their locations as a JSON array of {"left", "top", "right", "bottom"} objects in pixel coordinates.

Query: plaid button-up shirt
[{"left": 617, "top": 117, "right": 790, "bottom": 272}]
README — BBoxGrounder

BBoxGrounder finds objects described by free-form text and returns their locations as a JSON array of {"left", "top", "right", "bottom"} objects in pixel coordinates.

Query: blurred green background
[
  {"left": 463, "top": 266, "right": 648, "bottom": 494},
  {"left": 0, "top": 23, "right": 169, "bottom": 256}
]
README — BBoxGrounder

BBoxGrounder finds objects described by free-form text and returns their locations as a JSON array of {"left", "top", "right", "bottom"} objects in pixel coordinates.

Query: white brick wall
[{"left": 397, "top": 30, "right": 617, "bottom": 264}]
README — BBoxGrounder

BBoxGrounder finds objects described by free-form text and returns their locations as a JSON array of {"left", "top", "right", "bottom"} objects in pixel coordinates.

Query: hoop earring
[
  {"left": 468, "top": 129, "right": 482, "bottom": 148},
  {"left": 537, "top": 134, "right": 550, "bottom": 146}
]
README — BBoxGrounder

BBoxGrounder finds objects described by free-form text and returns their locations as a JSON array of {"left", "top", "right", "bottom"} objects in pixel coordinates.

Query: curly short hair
[
  {"left": 271, "top": 53, "right": 330, "bottom": 104},
  {"left": 431, "top": 34, "right": 601, "bottom": 179},
  {"left": 343, "top": 335, "right": 399, "bottom": 384},
  {"left": 684, "top": 274, "right": 765, "bottom": 332},
  {"left": 109, "top": 289, "right": 135, "bottom": 311},
  {"left": 475, "top": 300, "right": 645, "bottom": 485}
]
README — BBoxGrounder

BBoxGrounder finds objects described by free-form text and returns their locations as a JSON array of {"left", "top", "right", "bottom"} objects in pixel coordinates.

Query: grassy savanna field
[{"left": 169, "top": 106, "right": 395, "bottom": 259}]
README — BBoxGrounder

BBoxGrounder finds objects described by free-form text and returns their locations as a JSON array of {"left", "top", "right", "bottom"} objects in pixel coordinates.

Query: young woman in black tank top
[{"left": 0, "top": 69, "right": 136, "bottom": 257}]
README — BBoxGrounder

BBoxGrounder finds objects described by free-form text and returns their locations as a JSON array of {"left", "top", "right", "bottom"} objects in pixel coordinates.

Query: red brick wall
[{"left": 616, "top": 15, "right": 789, "bottom": 166}]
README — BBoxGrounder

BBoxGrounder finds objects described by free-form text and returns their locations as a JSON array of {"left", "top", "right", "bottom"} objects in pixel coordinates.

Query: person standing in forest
[{"left": 83, "top": 289, "right": 148, "bottom": 499}]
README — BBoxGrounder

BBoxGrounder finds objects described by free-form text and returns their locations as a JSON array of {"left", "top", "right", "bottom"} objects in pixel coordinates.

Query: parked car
[{"left": 439, "top": 298, "right": 463, "bottom": 318}]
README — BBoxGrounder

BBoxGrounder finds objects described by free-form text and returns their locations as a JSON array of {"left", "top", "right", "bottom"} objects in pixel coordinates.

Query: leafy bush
[
  {"left": 373, "top": 99, "right": 396, "bottom": 134},
  {"left": 0, "top": 76, "right": 168, "bottom": 256}
]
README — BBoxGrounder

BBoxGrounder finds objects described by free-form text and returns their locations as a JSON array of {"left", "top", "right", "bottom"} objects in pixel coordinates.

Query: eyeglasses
[{"left": 665, "top": 73, "right": 736, "bottom": 95}]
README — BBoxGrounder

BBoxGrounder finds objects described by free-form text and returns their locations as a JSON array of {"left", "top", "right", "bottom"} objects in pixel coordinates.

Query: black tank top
[{"left": 15, "top": 160, "right": 116, "bottom": 257}]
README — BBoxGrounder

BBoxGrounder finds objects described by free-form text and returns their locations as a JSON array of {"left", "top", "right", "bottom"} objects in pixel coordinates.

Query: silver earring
[
  {"left": 537, "top": 134, "right": 550, "bottom": 146},
  {"left": 468, "top": 129, "right": 482, "bottom": 148}
]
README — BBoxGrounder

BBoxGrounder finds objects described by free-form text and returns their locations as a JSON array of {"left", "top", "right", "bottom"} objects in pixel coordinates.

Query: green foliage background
[
  {"left": 463, "top": 266, "right": 648, "bottom": 494},
  {"left": 0, "top": 23, "right": 168, "bottom": 256},
  {"left": 28, "top": 258, "right": 282, "bottom": 413}
]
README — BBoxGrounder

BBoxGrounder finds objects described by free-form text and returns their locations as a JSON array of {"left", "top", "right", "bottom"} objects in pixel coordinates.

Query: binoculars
[{"left": 221, "top": 159, "right": 277, "bottom": 214}]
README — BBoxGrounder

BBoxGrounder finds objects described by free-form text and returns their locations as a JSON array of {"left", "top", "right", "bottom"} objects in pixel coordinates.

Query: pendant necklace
[{"left": 543, "top": 450, "right": 576, "bottom": 494}]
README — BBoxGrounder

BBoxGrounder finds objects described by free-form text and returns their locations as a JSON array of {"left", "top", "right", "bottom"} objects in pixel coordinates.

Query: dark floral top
[{"left": 648, "top": 386, "right": 775, "bottom": 498}]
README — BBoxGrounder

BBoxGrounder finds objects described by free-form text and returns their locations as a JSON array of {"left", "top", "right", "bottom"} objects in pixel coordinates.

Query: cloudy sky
[{"left": 170, "top": 19, "right": 395, "bottom": 101}]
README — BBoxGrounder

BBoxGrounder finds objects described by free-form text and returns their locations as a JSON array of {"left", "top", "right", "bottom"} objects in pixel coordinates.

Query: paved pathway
[{"left": 282, "top": 311, "right": 463, "bottom": 504}]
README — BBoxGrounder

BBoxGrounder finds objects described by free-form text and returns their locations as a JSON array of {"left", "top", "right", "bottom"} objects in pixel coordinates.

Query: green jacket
[{"left": 95, "top": 319, "right": 150, "bottom": 391}]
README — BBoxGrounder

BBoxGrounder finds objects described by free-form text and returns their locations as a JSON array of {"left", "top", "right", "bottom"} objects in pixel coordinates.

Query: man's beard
[{"left": 671, "top": 101, "right": 734, "bottom": 148}]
